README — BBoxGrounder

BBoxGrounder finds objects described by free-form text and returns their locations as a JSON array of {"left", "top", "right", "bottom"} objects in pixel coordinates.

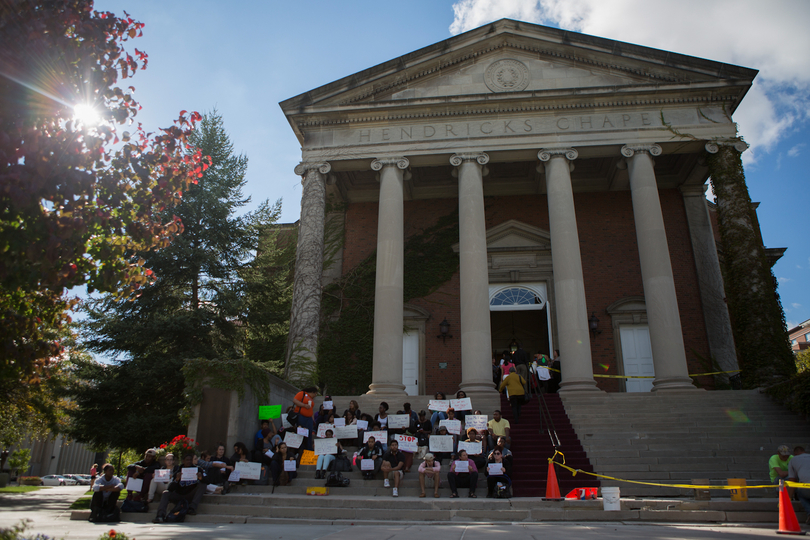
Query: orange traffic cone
[
  {"left": 543, "top": 460, "right": 563, "bottom": 500},
  {"left": 777, "top": 482, "right": 806, "bottom": 535}
]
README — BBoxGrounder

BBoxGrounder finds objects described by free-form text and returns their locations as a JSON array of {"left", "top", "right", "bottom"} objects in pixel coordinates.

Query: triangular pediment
[
  {"left": 452, "top": 220, "right": 551, "bottom": 253},
  {"left": 280, "top": 19, "right": 756, "bottom": 124}
]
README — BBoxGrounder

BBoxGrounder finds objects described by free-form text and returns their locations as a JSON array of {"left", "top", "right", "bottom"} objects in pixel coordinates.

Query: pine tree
[{"left": 68, "top": 111, "right": 288, "bottom": 450}]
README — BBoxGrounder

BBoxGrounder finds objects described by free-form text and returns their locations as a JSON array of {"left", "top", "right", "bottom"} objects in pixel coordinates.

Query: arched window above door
[{"left": 489, "top": 285, "right": 547, "bottom": 311}]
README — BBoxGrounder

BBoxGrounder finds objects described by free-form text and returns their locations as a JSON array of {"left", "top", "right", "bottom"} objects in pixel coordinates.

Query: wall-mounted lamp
[
  {"left": 437, "top": 318, "right": 453, "bottom": 343},
  {"left": 589, "top": 312, "right": 601, "bottom": 337}
]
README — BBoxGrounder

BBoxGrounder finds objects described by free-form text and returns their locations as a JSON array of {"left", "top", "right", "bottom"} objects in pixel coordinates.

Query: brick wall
[{"left": 340, "top": 188, "right": 712, "bottom": 394}]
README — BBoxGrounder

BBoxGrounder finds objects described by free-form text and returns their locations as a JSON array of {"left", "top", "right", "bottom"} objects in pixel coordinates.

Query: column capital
[
  {"left": 704, "top": 138, "right": 749, "bottom": 154},
  {"left": 294, "top": 161, "right": 331, "bottom": 176},
  {"left": 450, "top": 152, "right": 489, "bottom": 166},
  {"left": 679, "top": 184, "right": 708, "bottom": 197},
  {"left": 538, "top": 148, "right": 578, "bottom": 162},
  {"left": 621, "top": 144, "right": 662, "bottom": 158},
  {"left": 371, "top": 157, "right": 410, "bottom": 171}
]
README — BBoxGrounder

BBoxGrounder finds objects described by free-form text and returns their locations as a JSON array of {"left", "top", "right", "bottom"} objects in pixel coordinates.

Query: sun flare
[{"left": 73, "top": 103, "right": 101, "bottom": 126}]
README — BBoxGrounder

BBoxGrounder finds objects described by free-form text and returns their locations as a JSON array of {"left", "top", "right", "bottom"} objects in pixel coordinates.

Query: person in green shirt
[{"left": 769, "top": 444, "right": 793, "bottom": 483}]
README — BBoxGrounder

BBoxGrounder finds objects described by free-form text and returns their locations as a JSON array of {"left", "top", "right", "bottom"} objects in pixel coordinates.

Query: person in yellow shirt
[{"left": 499, "top": 367, "right": 526, "bottom": 422}]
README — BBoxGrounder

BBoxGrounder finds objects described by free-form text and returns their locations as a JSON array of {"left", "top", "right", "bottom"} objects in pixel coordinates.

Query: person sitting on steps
[
  {"left": 447, "top": 449, "right": 479, "bottom": 498},
  {"left": 315, "top": 429, "right": 343, "bottom": 479},
  {"left": 270, "top": 442, "right": 298, "bottom": 486},
  {"left": 380, "top": 439, "right": 405, "bottom": 497},
  {"left": 89, "top": 464, "right": 123, "bottom": 522},
  {"left": 485, "top": 448, "right": 513, "bottom": 498},
  {"left": 358, "top": 435, "right": 383, "bottom": 480},
  {"left": 418, "top": 452, "right": 441, "bottom": 498}
]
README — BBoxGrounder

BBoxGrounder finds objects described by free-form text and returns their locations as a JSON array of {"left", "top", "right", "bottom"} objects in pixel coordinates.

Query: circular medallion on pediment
[{"left": 485, "top": 59, "right": 530, "bottom": 92}]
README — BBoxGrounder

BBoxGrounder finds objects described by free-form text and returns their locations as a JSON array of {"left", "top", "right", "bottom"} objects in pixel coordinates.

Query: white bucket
[{"left": 601, "top": 486, "right": 621, "bottom": 511}]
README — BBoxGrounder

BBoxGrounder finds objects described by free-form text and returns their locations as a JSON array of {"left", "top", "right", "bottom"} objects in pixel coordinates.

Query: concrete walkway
[{"left": 0, "top": 485, "right": 796, "bottom": 540}]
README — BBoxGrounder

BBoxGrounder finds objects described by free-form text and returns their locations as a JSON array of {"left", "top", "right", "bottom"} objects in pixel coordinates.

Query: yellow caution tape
[
  {"left": 544, "top": 367, "right": 741, "bottom": 379},
  {"left": 546, "top": 456, "right": 810, "bottom": 490}
]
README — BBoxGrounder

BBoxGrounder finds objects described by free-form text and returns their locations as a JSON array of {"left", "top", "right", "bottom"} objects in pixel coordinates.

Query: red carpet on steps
[{"left": 500, "top": 393, "right": 599, "bottom": 497}]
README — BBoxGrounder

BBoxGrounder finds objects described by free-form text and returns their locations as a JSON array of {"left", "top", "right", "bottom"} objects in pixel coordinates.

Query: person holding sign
[
  {"left": 254, "top": 419, "right": 281, "bottom": 460},
  {"left": 487, "top": 410, "right": 511, "bottom": 450},
  {"left": 292, "top": 386, "right": 318, "bottom": 451},
  {"left": 453, "top": 391, "right": 469, "bottom": 424},
  {"left": 270, "top": 442, "right": 298, "bottom": 486},
  {"left": 374, "top": 401, "right": 390, "bottom": 430},
  {"left": 430, "top": 391, "right": 449, "bottom": 428},
  {"left": 125, "top": 448, "right": 159, "bottom": 503},
  {"left": 314, "top": 429, "right": 343, "bottom": 479},
  {"left": 89, "top": 464, "right": 123, "bottom": 522},
  {"left": 231, "top": 442, "right": 251, "bottom": 464},
  {"left": 153, "top": 454, "right": 204, "bottom": 523},
  {"left": 485, "top": 449, "right": 512, "bottom": 498},
  {"left": 447, "top": 449, "right": 479, "bottom": 498},
  {"left": 418, "top": 453, "right": 441, "bottom": 498},
  {"left": 358, "top": 436, "right": 383, "bottom": 480},
  {"left": 380, "top": 439, "right": 406, "bottom": 497},
  {"left": 147, "top": 453, "right": 174, "bottom": 503}
]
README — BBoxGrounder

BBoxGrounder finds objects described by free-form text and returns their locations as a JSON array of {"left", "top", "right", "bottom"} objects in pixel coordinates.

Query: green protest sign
[{"left": 258, "top": 405, "right": 282, "bottom": 419}]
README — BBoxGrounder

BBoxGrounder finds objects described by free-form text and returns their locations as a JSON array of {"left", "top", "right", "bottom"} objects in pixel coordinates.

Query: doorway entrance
[
  {"left": 620, "top": 324, "right": 654, "bottom": 392},
  {"left": 489, "top": 284, "right": 553, "bottom": 356}
]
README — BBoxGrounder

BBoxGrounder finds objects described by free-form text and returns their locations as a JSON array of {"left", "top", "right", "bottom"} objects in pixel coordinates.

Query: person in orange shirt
[{"left": 292, "top": 386, "right": 318, "bottom": 450}]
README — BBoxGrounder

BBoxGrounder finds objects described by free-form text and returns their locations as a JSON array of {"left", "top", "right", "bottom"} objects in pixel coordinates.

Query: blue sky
[{"left": 94, "top": 0, "right": 810, "bottom": 329}]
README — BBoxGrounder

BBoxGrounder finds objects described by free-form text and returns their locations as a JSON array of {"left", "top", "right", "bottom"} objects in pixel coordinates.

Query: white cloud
[
  {"left": 786, "top": 320, "right": 799, "bottom": 329},
  {"left": 788, "top": 143, "right": 806, "bottom": 157},
  {"left": 449, "top": 0, "right": 810, "bottom": 162},
  {"left": 778, "top": 277, "right": 792, "bottom": 283},
  {"left": 792, "top": 303, "right": 802, "bottom": 309}
]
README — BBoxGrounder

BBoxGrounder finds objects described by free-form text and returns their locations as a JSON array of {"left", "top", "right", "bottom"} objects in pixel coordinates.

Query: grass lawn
[
  {"left": 69, "top": 490, "right": 94, "bottom": 510},
  {"left": 0, "top": 485, "right": 47, "bottom": 493}
]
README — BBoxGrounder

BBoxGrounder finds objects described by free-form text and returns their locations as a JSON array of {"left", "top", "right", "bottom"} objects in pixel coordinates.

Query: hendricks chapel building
[{"left": 280, "top": 19, "right": 763, "bottom": 400}]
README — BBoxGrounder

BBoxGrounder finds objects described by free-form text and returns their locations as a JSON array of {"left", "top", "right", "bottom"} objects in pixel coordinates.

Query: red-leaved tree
[{"left": 0, "top": 1, "right": 209, "bottom": 398}]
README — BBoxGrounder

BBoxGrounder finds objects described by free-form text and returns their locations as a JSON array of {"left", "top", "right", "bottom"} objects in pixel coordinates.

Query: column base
[
  {"left": 558, "top": 379, "right": 602, "bottom": 394},
  {"left": 366, "top": 383, "right": 406, "bottom": 395},
  {"left": 652, "top": 377, "right": 700, "bottom": 391},
  {"left": 459, "top": 379, "right": 498, "bottom": 396}
]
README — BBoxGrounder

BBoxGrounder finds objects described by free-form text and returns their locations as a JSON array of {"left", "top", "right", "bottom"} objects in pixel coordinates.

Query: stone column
[
  {"left": 452, "top": 152, "right": 497, "bottom": 395},
  {"left": 367, "top": 157, "right": 409, "bottom": 395},
  {"left": 622, "top": 144, "right": 695, "bottom": 391},
  {"left": 284, "top": 162, "right": 330, "bottom": 387},
  {"left": 680, "top": 184, "right": 739, "bottom": 382},
  {"left": 538, "top": 148, "right": 599, "bottom": 393}
]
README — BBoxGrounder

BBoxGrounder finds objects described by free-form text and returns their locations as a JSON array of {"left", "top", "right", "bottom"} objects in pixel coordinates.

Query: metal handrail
[{"left": 538, "top": 391, "right": 561, "bottom": 449}]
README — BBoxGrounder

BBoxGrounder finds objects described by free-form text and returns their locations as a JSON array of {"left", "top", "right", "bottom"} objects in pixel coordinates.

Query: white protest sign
[
  {"left": 335, "top": 425, "right": 358, "bottom": 439},
  {"left": 464, "top": 415, "right": 488, "bottom": 432},
  {"left": 180, "top": 467, "right": 198, "bottom": 481},
  {"left": 334, "top": 418, "right": 346, "bottom": 427},
  {"left": 282, "top": 415, "right": 292, "bottom": 429},
  {"left": 356, "top": 420, "right": 368, "bottom": 430},
  {"left": 454, "top": 460, "right": 469, "bottom": 473},
  {"left": 316, "top": 423, "right": 334, "bottom": 438},
  {"left": 211, "top": 461, "right": 226, "bottom": 468},
  {"left": 297, "top": 427, "right": 309, "bottom": 437},
  {"left": 234, "top": 461, "right": 261, "bottom": 480},
  {"left": 227, "top": 470, "right": 240, "bottom": 482},
  {"left": 395, "top": 434, "right": 418, "bottom": 453},
  {"left": 450, "top": 397, "right": 472, "bottom": 411},
  {"left": 126, "top": 477, "right": 143, "bottom": 492},
  {"left": 440, "top": 419, "right": 462, "bottom": 435},
  {"left": 429, "top": 435, "right": 454, "bottom": 453},
  {"left": 363, "top": 430, "right": 387, "bottom": 444},
  {"left": 457, "top": 440, "right": 482, "bottom": 455},
  {"left": 284, "top": 432, "right": 304, "bottom": 449},
  {"left": 205, "top": 483, "right": 218, "bottom": 493},
  {"left": 283, "top": 460, "right": 297, "bottom": 472},
  {"left": 428, "top": 400, "right": 450, "bottom": 412},
  {"left": 314, "top": 438, "right": 338, "bottom": 456},
  {"left": 488, "top": 463, "right": 505, "bottom": 476},
  {"left": 323, "top": 400, "right": 334, "bottom": 410},
  {"left": 264, "top": 449, "right": 274, "bottom": 458},
  {"left": 361, "top": 458, "right": 374, "bottom": 471},
  {"left": 387, "top": 414, "right": 410, "bottom": 429},
  {"left": 153, "top": 469, "right": 170, "bottom": 482}
]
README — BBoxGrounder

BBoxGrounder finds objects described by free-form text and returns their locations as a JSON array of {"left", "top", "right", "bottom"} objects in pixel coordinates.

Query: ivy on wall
[{"left": 317, "top": 209, "right": 460, "bottom": 394}]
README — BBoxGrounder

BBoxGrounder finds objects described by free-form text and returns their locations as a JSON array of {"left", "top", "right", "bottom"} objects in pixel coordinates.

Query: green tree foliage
[
  {"left": 69, "top": 112, "right": 288, "bottom": 451},
  {"left": 0, "top": 1, "right": 206, "bottom": 415},
  {"left": 7, "top": 449, "right": 31, "bottom": 477}
]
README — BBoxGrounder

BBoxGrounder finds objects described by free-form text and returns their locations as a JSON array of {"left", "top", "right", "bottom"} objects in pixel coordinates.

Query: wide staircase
[
  {"left": 499, "top": 392, "right": 598, "bottom": 497},
  {"left": 561, "top": 389, "right": 810, "bottom": 498}
]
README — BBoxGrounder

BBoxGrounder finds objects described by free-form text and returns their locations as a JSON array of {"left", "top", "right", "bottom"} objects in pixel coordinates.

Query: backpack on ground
[
  {"left": 325, "top": 472, "right": 350, "bottom": 487},
  {"left": 495, "top": 481, "right": 511, "bottom": 499},
  {"left": 121, "top": 499, "right": 148, "bottom": 513},
  {"left": 332, "top": 455, "right": 352, "bottom": 473},
  {"left": 165, "top": 498, "right": 189, "bottom": 522}
]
